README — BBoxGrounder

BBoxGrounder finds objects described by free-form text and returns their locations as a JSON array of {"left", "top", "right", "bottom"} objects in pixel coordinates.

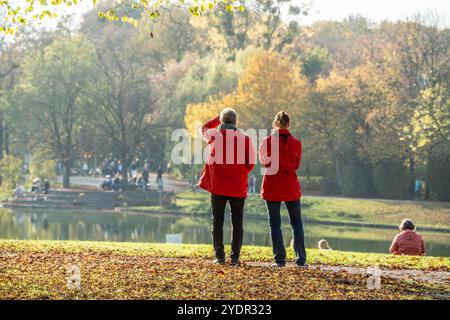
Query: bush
[
  {"left": 336, "top": 154, "right": 373, "bottom": 197},
  {"left": 299, "top": 176, "right": 322, "bottom": 193},
  {"left": 428, "top": 149, "right": 450, "bottom": 201},
  {"left": 0, "top": 155, "right": 24, "bottom": 192},
  {"left": 320, "top": 177, "right": 340, "bottom": 195},
  {"left": 28, "top": 157, "right": 57, "bottom": 185},
  {"left": 372, "top": 158, "right": 408, "bottom": 199}
]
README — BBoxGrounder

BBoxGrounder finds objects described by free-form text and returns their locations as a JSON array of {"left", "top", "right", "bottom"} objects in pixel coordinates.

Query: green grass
[
  {"left": 1, "top": 240, "right": 448, "bottom": 270},
  {"left": 0, "top": 190, "right": 9, "bottom": 202},
  {"left": 131, "top": 191, "right": 450, "bottom": 230}
]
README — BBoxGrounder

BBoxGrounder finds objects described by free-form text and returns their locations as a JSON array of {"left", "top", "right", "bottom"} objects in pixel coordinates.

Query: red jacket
[
  {"left": 259, "top": 129, "right": 302, "bottom": 202},
  {"left": 389, "top": 230, "right": 426, "bottom": 256},
  {"left": 198, "top": 116, "right": 255, "bottom": 198}
]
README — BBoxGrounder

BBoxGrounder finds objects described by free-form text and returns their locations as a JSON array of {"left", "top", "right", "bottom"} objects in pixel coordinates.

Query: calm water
[{"left": 0, "top": 208, "right": 449, "bottom": 257}]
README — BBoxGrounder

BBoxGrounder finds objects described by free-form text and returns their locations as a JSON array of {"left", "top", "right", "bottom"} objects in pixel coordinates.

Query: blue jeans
[{"left": 266, "top": 200, "right": 307, "bottom": 266}]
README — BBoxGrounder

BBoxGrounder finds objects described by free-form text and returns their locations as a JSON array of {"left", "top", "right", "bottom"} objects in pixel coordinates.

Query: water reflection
[{"left": 0, "top": 208, "right": 449, "bottom": 257}]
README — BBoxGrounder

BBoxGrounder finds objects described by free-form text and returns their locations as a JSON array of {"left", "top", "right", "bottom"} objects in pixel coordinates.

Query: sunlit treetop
[{"left": 0, "top": 0, "right": 253, "bottom": 34}]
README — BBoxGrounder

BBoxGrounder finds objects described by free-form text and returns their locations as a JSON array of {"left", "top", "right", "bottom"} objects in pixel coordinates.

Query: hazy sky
[
  {"left": 14, "top": 0, "right": 450, "bottom": 30},
  {"left": 298, "top": 0, "right": 449, "bottom": 25}
]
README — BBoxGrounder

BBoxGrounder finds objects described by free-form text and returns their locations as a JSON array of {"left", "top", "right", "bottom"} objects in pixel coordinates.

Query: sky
[
  {"left": 7, "top": 0, "right": 450, "bottom": 31},
  {"left": 296, "top": 0, "right": 449, "bottom": 25}
]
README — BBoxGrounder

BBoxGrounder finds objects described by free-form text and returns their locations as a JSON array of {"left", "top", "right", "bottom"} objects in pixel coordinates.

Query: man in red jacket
[{"left": 198, "top": 108, "right": 255, "bottom": 265}]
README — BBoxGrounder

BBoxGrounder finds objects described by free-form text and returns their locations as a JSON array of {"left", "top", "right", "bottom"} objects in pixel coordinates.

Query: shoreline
[{"left": 1, "top": 203, "right": 450, "bottom": 234}]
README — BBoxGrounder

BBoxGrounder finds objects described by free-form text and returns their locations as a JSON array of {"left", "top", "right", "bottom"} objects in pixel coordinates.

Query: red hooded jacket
[
  {"left": 259, "top": 129, "right": 302, "bottom": 202},
  {"left": 198, "top": 116, "right": 255, "bottom": 198},
  {"left": 389, "top": 230, "right": 426, "bottom": 256}
]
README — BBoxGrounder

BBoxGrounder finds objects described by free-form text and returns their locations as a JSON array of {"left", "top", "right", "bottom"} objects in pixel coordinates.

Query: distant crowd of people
[
  {"left": 12, "top": 177, "right": 51, "bottom": 201},
  {"left": 99, "top": 158, "right": 167, "bottom": 192}
]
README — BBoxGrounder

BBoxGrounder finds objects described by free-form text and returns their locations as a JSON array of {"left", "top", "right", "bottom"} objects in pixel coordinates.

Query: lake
[{"left": 0, "top": 208, "right": 449, "bottom": 257}]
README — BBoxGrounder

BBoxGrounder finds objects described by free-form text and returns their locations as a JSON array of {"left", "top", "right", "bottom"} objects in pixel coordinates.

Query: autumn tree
[
  {"left": 383, "top": 14, "right": 449, "bottom": 197},
  {"left": 185, "top": 50, "right": 309, "bottom": 135},
  {"left": 86, "top": 23, "right": 161, "bottom": 183},
  {"left": 0, "top": 41, "right": 20, "bottom": 160},
  {"left": 19, "top": 35, "right": 94, "bottom": 187},
  {"left": 303, "top": 64, "right": 399, "bottom": 196}
]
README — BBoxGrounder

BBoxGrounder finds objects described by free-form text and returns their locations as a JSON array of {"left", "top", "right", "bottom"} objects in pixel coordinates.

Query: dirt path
[
  {"left": 65, "top": 174, "right": 190, "bottom": 192},
  {"left": 246, "top": 261, "right": 450, "bottom": 286}
]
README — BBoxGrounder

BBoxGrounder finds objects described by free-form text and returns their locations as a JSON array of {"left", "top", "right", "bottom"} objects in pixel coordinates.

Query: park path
[
  {"left": 62, "top": 174, "right": 190, "bottom": 193},
  {"left": 66, "top": 175, "right": 450, "bottom": 207},
  {"left": 246, "top": 261, "right": 450, "bottom": 286}
]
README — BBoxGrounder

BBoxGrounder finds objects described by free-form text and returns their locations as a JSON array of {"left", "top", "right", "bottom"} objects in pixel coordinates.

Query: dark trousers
[
  {"left": 210, "top": 193, "right": 245, "bottom": 261},
  {"left": 266, "top": 200, "right": 307, "bottom": 266}
]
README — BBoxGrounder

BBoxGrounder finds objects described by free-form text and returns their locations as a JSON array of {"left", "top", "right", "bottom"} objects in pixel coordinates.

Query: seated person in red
[{"left": 389, "top": 219, "right": 426, "bottom": 256}]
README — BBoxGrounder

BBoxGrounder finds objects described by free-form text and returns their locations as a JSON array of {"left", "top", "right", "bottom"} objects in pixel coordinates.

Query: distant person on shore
[
  {"left": 142, "top": 165, "right": 150, "bottom": 188},
  {"left": 112, "top": 173, "right": 122, "bottom": 191},
  {"left": 157, "top": 177, "right": 164, "bottom": 192},
  {"left": 14, "top": 184, "right": 25, "bottom": 198},
  {"left": 101, "top": 175, "right": 113, "bottom": 190},
  {"left": 389, "top": 219, "right": 425, "bottom": 256},
  {"left": 130, "top": 161, "right": 138, "bottom": 182},
  {"left": 259, "top": 111, "right": 307, "bottom": 268},
  {"left": 248, "top": 174, "right": 256, "bottom": 194},
  {"left": 82, "top": 162, "right": 89, "bottom": 176},
  {"left": 156, "top": 165, "right": 163, "bottom": 183},
  {"left": 42, "top": 179, "right": 50, "bottom": 194},
  {"left": 414, "top": 179, "right": 422, "bottom": 201},
  {"left": 31, "top": 178, "right": 41, "bottom": 193},
  {"left": 198, "top": 108, "right": 255, "bottom": 265},
  {"left": 31, "top": 178, "right": 42, "bottom": 201}
]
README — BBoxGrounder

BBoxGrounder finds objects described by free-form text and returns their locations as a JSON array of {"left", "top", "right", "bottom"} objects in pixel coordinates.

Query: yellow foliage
[{"left": 184, "top": 51, "right": 310, "bottom": 133}]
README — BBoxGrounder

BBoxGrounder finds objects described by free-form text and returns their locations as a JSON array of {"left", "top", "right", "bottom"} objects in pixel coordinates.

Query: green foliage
[
  {"left": 19, "top": 35, "right": 94, "bottom": 187},
  {"left": 428, "top": 148, "right": 450, "bottom": 201},
  {"left": 299, "top": 176, "right": 322, "bottom": 193},
  {"left": 0, "top": 155, "right": 24, "bottom": 192},
  {"left": 301, "top": 46, "right": 331, "bottom": 83},
  {"left": 335, "top": 153, "right": 373, "bottom": 197},
  {"left": 413, "top": 84, "right": 450, "bottom": 149},
  {"left": 29, "top": 156, "right": 57, "bottom": 184},
  {"left": 1, "top": 0, "right": 246, "bottom": 34},
  {"left": 373, "top": 159, "right": 408, "bottom": 199}
]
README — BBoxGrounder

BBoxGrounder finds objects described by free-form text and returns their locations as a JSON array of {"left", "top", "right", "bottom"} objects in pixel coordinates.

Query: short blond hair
[
  {"left": 273, "top": 111, "right": 290, "bottom": 129},
  {"left": 220, "top": 108, "right": 237, "bottom": 125}
]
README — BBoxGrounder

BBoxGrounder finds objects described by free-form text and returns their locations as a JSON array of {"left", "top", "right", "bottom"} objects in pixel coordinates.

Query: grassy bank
[
  {"left": 0, "top": 240, "right": 448, "bottom": 300},
  {"left": 0, "top": 190, "right": 9, "bottom": 202},
  {"left": 131, "top": 191, "right": 450, "bottom": 230}
]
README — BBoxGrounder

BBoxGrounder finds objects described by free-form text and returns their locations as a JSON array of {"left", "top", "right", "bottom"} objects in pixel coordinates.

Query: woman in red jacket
[{"left": 259, "top": 111, "right": 307, "bottom": 267}]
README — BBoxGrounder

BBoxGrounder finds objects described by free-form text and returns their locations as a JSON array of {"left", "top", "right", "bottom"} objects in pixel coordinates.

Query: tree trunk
[
  {"left": 425, "top": 148, "right": 432, "bottom": 200},
  {"left": 408, "top": 154, "right": 415, "bottom": 200},
  {"left": 63, "top": 161, "right": 71, "bottom": 188},
  {"left": 0, "top": 116, "right": 3, "bottom": 160},
  {"left": 121, "top": 153, "right": 128, "bottom": 185},
  {"left": 4, "top": 126, "right": 9, "bottom": 155}
]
